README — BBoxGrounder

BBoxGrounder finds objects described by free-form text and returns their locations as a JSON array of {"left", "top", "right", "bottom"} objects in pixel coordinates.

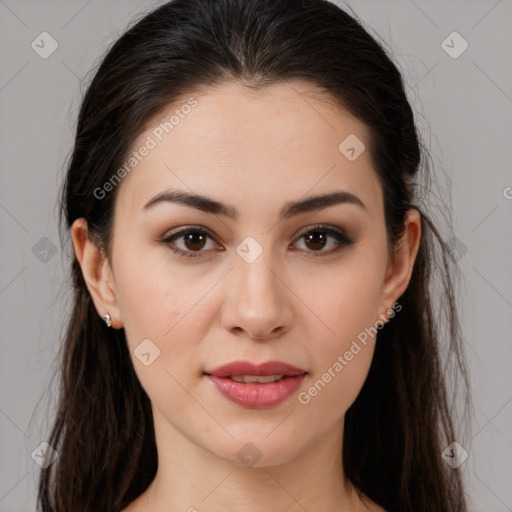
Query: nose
[{"left": 220, "top": 245, "right": 293, "bottom": 341}]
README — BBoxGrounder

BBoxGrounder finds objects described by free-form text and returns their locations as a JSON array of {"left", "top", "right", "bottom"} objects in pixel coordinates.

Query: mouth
[
  {"left": 205, "top": 360, "right": 307, "bottom": 378},
  {"left": 204, "top": 360, "right": 307, "bottom": 408},
  {"left": 227, "top": 374, "right": 290, "bottom": 384}
]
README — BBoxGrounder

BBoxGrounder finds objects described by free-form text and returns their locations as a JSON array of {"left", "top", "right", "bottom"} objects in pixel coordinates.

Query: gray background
[{"left": 1, "top": 0, "right": 511, "bottom": 510}]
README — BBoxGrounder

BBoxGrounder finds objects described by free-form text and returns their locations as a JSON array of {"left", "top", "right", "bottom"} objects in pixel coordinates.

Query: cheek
[
  {"left": 299, "top": 345, "right": 375, "bottom": 423},
  {"left": 115, "top": 257, "right": 205, "bottom": 415},
  {"left": 113, "top": 246, "right": 212, "bottom": 386},
  {"left": 297, "top": 256, "right": 384, "bottom": 411},
  {"left": 299, "top": 282, "right": 380, "bottom": 416},
  {"left": 113, "top": 244, "right": 196, "bottom": 341},
  {"left": 307, "top": 260, "right": 384, "bottom": 350}
]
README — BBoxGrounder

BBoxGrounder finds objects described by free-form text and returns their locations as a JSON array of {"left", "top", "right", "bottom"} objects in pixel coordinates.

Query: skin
[{"left": 72, "top": 79, "right": 420, "bottom": 512}]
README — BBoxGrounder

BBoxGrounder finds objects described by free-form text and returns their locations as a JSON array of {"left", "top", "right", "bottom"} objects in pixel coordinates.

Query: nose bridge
[
  {"left": 224, "top": 234, "right": 291, "bottom": 337},
  {"left": 235, "top": 236, "right": 281, "bottom": 307}
]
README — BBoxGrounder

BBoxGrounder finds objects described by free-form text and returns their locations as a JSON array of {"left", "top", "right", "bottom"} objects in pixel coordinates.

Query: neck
[{"left": 137, "top": 409, "right": 365, "bottom": 512}]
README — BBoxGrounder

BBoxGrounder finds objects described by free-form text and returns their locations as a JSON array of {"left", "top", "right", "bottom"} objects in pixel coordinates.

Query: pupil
[
  {"left": 306, "top": 232, "right": 326, "bottom": 251},
  {"left": 185, "top": 233, "right": 206, "bottom": 251}
]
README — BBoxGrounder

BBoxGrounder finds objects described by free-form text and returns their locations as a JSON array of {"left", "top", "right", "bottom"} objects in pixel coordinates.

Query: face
[{"left": 75, "top": 79, "right": 419, "bottom": 468}]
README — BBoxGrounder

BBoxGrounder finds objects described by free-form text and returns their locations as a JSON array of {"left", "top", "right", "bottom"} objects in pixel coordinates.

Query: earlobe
[
  {"left": 70, "top": 218, "right": 123, "bottom": 329},
  {"left": 378, "top": 208, "right": 422, "bottom": 319}
]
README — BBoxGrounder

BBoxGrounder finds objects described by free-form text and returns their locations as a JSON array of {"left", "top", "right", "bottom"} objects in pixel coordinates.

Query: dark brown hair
[{"left": 36, "top": 0, "right": 472, "bottom": 510}]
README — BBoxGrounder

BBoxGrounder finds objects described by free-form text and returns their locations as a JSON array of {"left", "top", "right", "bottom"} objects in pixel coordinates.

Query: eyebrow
[{"left": 142, "top": 189, "right": 367, "bottom": 220}]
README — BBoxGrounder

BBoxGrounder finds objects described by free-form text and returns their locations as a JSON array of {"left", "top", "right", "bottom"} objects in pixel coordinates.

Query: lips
[
  {"left": 205, "top": 360, "right": 307, "bottom": 408},
  {"left": 206, "top": 360, "right": 307, "bottom": 378}
]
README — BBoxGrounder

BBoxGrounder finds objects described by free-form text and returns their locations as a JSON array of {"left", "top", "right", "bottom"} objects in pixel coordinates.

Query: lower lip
[{"left": 207, "top": 374, "right": 306, "bottom": 408}]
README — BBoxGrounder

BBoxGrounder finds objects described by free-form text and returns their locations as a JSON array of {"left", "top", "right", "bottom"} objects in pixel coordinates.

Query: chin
[{"left": 203, "top": 431, "right": 304, "bottom": 469}]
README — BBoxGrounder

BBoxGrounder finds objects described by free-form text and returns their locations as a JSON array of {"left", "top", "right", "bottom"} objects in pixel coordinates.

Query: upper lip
[{"left": 206, "top": 360, "right": 307, "bottom": 378}]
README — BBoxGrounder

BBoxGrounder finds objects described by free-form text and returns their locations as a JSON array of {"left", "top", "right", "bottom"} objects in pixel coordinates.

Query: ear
[
  {"left": 70, "top": 218, "right": 123, "bottom": 329},
  {"left": 378, "top": 208, "right": 421, "bottom": 322}
]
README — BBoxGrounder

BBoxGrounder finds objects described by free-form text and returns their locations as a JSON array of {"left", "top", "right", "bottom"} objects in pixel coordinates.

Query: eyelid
[
  {"left": 293, "top": 224, "right": 351, "bottom": 242},
  {"left": 162, "top": 224, "right": 216, "bottom": 240}
]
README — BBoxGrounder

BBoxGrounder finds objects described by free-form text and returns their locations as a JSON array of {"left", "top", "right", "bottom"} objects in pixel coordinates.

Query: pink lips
[{"left": 205, "top": 360, "right": 307, "bottom": 409}]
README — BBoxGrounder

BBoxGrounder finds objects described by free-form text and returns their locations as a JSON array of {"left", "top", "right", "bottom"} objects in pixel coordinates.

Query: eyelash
[{"left": 161, "top": 224, "right": 354, "bottom": 259}]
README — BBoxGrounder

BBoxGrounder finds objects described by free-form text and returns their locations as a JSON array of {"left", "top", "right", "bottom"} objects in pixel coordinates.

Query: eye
[
  {"left": 291, "top": 224, "right": 354, "bottom": 256},
  {"left": 161, "top": 224, "right": 354, "bottom": 259},
  {"left": 161, "top": 226, "right": 221, "bottom": 258}
]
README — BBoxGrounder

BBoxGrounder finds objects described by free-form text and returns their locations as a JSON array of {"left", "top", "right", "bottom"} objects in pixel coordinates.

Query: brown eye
[
  {"left": 182, "top": 231, "right": 208, "bottom": 251},
  {"left": 162, "top": 224, "right": 354, "bottom": 259},
  {"left": 303, "top": 231, "right": 328, "bottom": 251},
  {"left": 292, "top": 225, "right": 354, "bottom": 256},
  {"left": 162, "top": 227, "right": 219, "bottom": 258}
]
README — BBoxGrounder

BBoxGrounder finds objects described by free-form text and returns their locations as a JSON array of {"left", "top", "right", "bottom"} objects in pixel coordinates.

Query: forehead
[{"left": 114, "top": 79, "right": 382, "bottom": 221}]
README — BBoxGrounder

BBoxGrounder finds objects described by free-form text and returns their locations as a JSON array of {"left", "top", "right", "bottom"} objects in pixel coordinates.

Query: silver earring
[{"left": 102, "top": 313, "right": 112, "bottom": 328}]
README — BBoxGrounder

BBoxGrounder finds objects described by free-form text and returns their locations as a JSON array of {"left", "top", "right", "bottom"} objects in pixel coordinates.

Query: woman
[{"left": 37, "top": 0, "right": 472, "bottom": 510}]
